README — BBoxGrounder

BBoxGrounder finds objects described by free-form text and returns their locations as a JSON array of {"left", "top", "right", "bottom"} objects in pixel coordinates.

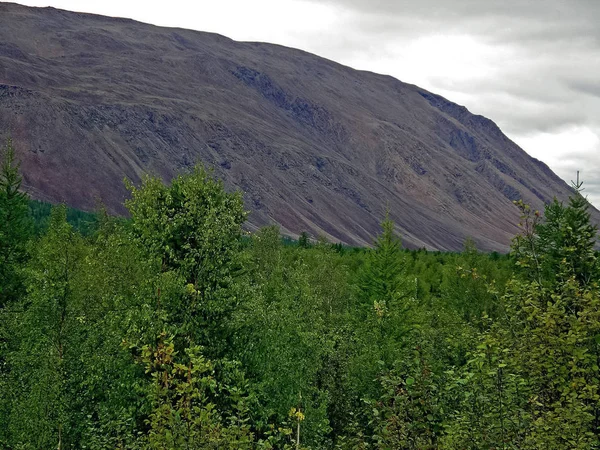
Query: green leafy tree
[
  {"left": 125, "top": 166, "right": 247, "bottom": 355},
  {"left": 235, "top": 226, "right": 334, "bottom": 447},
  {"left": 502, "top": 189, "right": 600, "bottom": 446},
  {"left": 6, "top": 206, "right": 86, "bottom": 449},
  {"left": 74, "top": 214, "right": 167, "bottom": 449},
  {"left": 138, "top": 332, "right": 256, "bottom": 449},
  {"left": 372, "top": 347, "right": 445, "bottom": 449},
  {"left": 441, "top": 325, "right": 531, "bottom": 449},
  {"left": 444, "top": 192, "right": 600, "bottom": 448}
]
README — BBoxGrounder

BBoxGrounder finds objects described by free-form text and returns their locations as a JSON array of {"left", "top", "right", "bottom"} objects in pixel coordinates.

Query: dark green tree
[
  {"left": 0, "top": 138, "right": 32, "bottom": 445},
  {"left": 6, "top": 206, "right": 86, "bottom": 449},
  {"left": 357, "top": 211, "right": 405, "bottom": 314},
  {"left": 536, "top": 193, "right": 598, "bottom": 287},
  {"left": 513, "top": 178, "right": 598, "bottom": 288},
  {"left": 0, "top": 137, "right": 32, "bottom": 307},
  {"left": 350, "top": 212, "right": 411, "bottom": 401},
  {"left": 298, "top": 231, "right": 310, "bottom": 249}
]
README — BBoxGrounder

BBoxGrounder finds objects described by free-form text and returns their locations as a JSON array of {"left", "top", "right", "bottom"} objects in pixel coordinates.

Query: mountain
[{"left": 0, "top": 3, "right": 588, "bottom": 250}]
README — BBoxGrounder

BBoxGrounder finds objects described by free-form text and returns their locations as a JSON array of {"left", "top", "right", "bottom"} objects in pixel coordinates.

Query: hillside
[{"left": 0, "top": 2, "right": 587, "bottom": 250}]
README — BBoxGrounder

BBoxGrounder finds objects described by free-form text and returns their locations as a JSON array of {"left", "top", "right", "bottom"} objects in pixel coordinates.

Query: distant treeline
[
  {"left": 2, "top": 137, "right": 600, "bottom": 449},
  {"left": 29, "top": 199, "right": 100, "bottom": 236}
]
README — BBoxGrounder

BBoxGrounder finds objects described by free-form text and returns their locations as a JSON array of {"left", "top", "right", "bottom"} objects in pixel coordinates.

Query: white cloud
[{"left": 513, "top": 127, "right": 600, "bottom": 205}]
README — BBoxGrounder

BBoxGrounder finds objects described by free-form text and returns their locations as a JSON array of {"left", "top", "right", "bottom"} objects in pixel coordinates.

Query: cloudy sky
[{"left": 12, "top": 0, "right": 600, "bottom": 204}]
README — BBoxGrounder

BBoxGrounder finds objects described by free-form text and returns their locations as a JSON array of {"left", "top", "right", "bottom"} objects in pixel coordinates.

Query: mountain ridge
[{"left": 0, "top": 2, "right": 591, "bottom": 250}]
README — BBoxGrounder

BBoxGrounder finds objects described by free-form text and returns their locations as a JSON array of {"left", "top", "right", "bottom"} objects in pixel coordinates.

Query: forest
[{"left": 1, "top": 137, "right": 600, "bottom": 449}]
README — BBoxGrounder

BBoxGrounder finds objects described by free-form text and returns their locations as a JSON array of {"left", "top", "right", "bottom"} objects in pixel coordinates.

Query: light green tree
[
  {"left": 443, "top": 190, "right": 600, "bottom": 448},
  {"left": 125, "top": 165, "right": 247, "bottom": 355}
]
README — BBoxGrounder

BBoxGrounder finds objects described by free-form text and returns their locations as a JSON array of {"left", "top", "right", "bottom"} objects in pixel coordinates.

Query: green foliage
[
  {"left": 340, "top": 191, "right": 600, "bottom": 449},
  {"left": 440, "top": 238, "right": 509, "bottom": 325},
  {"left": 4, "top": 159, "right": 600, "bottom": 448},
  {"left": 125, "top": 166, "right": 246, "bottom": 284},
  {"left": 299, "top": 231, "right": 311, "bottom": 248},
  {"left": 139, "top": 332, "right": 255, "bottom": 449},
  {"left": 497, "top": 189, "right": 600, "bottom": 446},
  {"left": 372, "top": 347, "right": 444, "bottom": 449},
  {"left": 0, "top": 138, "right": 32, "bottom": 307},
  {"left": 441, "top": 326, "right": 531, "bottom": 449},
  {"left": 439, "top": 191, "right": 600, "bottom": 448},
  {"left": 357, "top": 212, "right": 405, "bottom": 314},
  {"left": 536, "top": 194, "right": 599, "bottom": 286},
  {"left": 0, "top": 138, "right": 32, "bottom": 444},
  {"left": 350, "top": 213, "right": 412, "bottom": 402},
  {"left": 5, "top": 206, "right": 87, "bottom": 448},
  {"left": 126, "top": 166, "right": 247, "bottom": 355},
  {"left": 28, "top": 199, "right": 99, "bottom": 236},
  {"left": 234, "top": 226, "right": 338, "bottom": 447}
]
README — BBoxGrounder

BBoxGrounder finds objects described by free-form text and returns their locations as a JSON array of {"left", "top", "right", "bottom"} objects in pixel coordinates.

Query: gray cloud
[{"left": 570, "top": 80, "right": 600, "bottom": 99}]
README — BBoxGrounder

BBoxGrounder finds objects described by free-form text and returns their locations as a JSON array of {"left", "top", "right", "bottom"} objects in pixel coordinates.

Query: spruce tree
[
  {"left": 535, "top": 182, "right": 598, "bottom": 287},
  {"left": 298, "top": 231, "right": 310, "bottom": 248},
  {"left": 354, "top": 211, "right": 409, "bottom": 383},
  {"left": 358, "top": 211, "right": 405, "bottom": 315},
  {"left": 0, "top": 138, "right": 32, "bottom": 444},
  {"left": 0, "top": 138, "right": 31, "bottom": 307}
]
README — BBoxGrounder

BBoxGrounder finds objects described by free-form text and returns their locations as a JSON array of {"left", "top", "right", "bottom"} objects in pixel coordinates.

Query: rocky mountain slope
[{"left": 0, "top": 3, "right": 588, "bottom": 250}]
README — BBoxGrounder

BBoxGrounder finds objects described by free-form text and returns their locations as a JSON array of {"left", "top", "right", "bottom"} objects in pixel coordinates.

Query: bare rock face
[{"left": 0, "top": 3, "right": 589, "bottom": 250}]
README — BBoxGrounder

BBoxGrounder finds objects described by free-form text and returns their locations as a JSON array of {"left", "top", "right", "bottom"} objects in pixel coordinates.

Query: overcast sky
[{"left": 11, "top": 0, "right": 600, "bottom": 205}]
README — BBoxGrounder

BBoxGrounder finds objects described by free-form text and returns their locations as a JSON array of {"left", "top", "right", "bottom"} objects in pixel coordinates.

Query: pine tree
[
  {"left": 358, "top": 211, "right": 405, "bottom": 314},
  {"left": 353, "top": 212, "right": 409, "bottom": 385},
  {"left": 0, "top": 138, "right": 32, "bottom": 307}
]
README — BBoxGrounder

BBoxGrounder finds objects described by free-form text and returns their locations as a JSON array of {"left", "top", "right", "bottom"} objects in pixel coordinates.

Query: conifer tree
[
  {"left": 536, "top": 191, "right": 598, "bottom": 287},
  {"left": 0, "top": 138, "right": 32, "bottom": 307},
  {"left": 358, "top": 211, "right": 405, "bottom": 314},
  {"left": 352, "top": 211, "right": 409, "bottom": 393},
  {"left": 298, "top": 231, "right": 310, "bottom": 249},
  {"left": 447, "top": 188, "right": 600, "bottom": 448},
  {"left": 503, "top": 191, "right": 600, "bottom": 446},
  {"left": 0, "top": 138, "right": 32, "bottom": 445}
]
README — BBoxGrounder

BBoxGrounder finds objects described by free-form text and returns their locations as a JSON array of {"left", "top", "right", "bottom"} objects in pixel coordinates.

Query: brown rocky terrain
[{"left": 0, "top": 2, "right": 590, "bottom": 250}]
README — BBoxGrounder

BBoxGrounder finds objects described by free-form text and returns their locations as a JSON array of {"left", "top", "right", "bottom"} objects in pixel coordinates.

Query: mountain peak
[{"left": 0, "top": 3, "right": 587, "bottom": 250}]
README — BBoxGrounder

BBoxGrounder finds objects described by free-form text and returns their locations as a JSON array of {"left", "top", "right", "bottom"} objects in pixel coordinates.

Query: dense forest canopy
[{"left": 1, "top": 137, "right": 600, "bottom": 449}]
